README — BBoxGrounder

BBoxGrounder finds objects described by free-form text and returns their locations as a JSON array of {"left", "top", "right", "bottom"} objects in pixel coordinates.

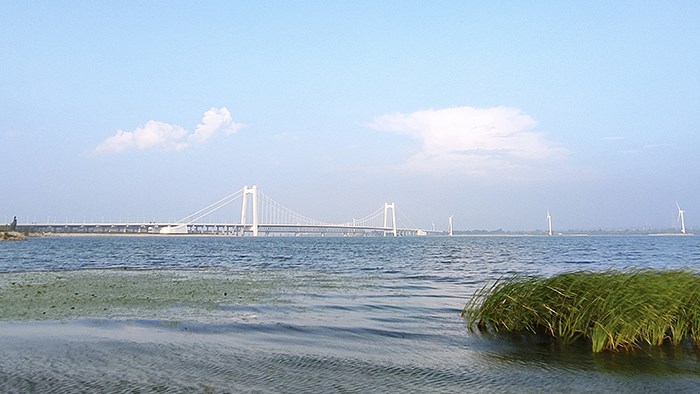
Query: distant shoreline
[{"left": 0, "top": 231, "right": 26, "bottom": 241}]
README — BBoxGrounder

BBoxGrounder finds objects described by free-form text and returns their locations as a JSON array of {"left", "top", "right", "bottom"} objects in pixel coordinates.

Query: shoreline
[{"left": 0, "top": 231, "right": 27, "bottom": 241}]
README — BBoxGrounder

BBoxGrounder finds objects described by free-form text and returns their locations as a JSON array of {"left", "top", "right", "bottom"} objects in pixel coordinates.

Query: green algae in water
[{"left": 0, "top": 269, "right": 370, "bottom": 321}]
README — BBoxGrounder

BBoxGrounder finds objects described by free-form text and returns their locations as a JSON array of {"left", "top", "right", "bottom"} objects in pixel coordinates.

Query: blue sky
[{"left": 1, "top": 1, "right": 699, "bottom": 231}]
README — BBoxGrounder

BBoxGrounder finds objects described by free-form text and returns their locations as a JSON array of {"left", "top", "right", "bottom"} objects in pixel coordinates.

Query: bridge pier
[
  {"left": 241, "top": 185, "right": 259, "bottom": 236},
  {"left": 383, "top": 202, "right": 397, "bottom": 237}
]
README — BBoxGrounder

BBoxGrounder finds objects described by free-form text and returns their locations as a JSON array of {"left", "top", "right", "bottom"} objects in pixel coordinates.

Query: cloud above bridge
[
  {"left": 94, "top": 107, "right": 246, "bottom": 154},
  {"left": 369, "top": 106, "right": 567, "bottom": 175}
]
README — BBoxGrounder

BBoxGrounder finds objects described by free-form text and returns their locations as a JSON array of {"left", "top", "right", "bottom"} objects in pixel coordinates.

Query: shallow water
[{"left": 1, "top": 235, "right": 700, "bottom": 392}]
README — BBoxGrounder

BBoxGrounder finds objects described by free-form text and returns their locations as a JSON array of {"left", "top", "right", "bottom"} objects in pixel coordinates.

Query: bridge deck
[{"left": 20, "top": 223, "right": 432, "bottom": 236}]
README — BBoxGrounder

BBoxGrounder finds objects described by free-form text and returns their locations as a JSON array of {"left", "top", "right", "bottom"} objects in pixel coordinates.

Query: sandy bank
[{"left": 0, "top": 231, "right": 26, "bottom": 241}]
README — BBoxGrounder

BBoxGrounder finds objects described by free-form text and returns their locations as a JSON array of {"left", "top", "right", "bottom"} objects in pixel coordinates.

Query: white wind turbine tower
[
  {"left": 448, "top": 216, "right": 454, "bottom": 237},
  {"left": 677, "top": 203, "right": 686, "bottom": 234},
  {"left": 547, "top": 210, "right": 553, "bottom": 236}
]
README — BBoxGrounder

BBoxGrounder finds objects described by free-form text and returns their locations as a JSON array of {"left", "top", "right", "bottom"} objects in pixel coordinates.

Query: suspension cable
[{"left": 176, "top": 188, "right": 244, "bottom": 224}]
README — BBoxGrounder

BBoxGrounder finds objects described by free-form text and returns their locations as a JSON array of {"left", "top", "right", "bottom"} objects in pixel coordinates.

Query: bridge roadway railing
[{"left": 20, "top": 223, "right": 429, "bottom": 237}]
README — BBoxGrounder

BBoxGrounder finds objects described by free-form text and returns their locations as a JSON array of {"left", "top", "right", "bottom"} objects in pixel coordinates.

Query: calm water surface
[{"left": 1, "top": 235, "right": 700, "bottom": 392}]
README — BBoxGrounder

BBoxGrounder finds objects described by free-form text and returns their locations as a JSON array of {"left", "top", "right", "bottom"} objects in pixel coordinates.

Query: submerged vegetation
[
  {"left": 0, "top": 269, "right": 363, "bottom": 321},
  {"left": 462, "top": 270, "right": 700, "bottom": 352}
]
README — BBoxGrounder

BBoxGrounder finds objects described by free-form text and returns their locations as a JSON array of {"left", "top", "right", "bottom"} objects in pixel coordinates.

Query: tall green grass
[{"left": 462, "top": 270, "right": 700, "bottom": 352}]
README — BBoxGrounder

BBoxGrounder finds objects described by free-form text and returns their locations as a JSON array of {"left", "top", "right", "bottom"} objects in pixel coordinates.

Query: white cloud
[
  {"left": 369, "top": 106, "right": 566, "bottom": 174},
  {"left": 189, "top": 107, "right": 246, "bottom": 144},
  {"left": 621, "top": 143, "right": 668, "bottom": 154},
  {"left": 271, "top": 131, "right": 301, "bottom": 142},
  {"left": 95, "top": 107, "right": 246, "bottom": 154},
  {"left": 95, "top": 121, "right": 189, "bottom": 154}
]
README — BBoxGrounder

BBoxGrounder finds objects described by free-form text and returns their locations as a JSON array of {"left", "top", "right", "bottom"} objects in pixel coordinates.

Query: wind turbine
[
  {"left": 677, "top": 203, "right": 686, "bottom": 234},
  {"left": 448, "top": 216, "right": 454, "bottom": 237},
  {"left": 547, "top": 210, "right": 553, "bottom": 236}
]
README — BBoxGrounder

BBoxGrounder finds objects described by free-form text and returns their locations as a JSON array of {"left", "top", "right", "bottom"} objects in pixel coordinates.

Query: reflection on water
[
  {"left": 474, "top": 330, "right": 700, "bottom": 375},
  {"left": 1, "top": 236, "right": 700, "bottom": 392}
]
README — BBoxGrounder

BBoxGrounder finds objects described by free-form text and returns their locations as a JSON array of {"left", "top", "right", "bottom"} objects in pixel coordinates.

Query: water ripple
[{"left": 2, "top": 235, "right": 700, "bottom": 392}]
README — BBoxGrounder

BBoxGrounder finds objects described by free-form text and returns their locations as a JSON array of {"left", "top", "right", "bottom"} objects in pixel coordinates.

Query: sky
[{"left": 1, "top": 1, "right": 699, "bottom": 232}]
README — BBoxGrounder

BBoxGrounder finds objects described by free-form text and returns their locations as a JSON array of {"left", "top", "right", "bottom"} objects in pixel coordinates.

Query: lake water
[{"left": 1, "top": 235, "right": 700, "bottom": 392}]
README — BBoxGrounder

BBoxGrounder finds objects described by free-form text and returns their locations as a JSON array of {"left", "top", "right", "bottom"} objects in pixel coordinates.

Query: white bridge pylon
[
  {"left": 384, "top": 202, "right": 397, "bottom": 237},
  {"left": 174, "top": 185, "right": 423, "bottom": 236},
  {"left": 241, "top": 185, "right": 259, "bottom": 236}
]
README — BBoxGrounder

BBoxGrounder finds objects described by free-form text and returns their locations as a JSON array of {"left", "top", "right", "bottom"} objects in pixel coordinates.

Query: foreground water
[{"left": 1, "top": 235, "right": 699, "bottom": 392}]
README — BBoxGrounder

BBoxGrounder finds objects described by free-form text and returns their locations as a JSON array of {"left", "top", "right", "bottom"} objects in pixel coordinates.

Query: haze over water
[{"left": 1, "top": 235, "right": 699, "bottom": 392}]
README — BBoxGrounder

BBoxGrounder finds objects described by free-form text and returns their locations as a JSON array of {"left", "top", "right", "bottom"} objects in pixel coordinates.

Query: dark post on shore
[{"left": 10, "top": 216, "right": 17, "bottom": 231}]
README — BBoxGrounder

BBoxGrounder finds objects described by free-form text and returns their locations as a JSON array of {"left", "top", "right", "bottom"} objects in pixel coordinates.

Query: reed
[{"left": 462, "top": 269, "right": 700, "bottom": 352}]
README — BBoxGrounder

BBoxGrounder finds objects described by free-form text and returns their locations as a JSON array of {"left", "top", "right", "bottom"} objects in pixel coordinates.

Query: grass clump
[{"left": 462, "top": 269, "right": 700, "bottom": 352}]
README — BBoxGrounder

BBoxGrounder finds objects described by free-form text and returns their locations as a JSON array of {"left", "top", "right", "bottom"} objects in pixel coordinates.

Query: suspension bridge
[{"left": 27, "top": 185, "right": 434, "bottom": 237}]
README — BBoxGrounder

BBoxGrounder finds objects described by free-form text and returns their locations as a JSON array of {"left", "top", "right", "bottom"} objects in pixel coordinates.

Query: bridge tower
[
  {"left": 240, "top": 185, "right": 259, "bottom": 236},
  {"left": 383, "top": 202, "right": 397, "bottom": 237}
]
